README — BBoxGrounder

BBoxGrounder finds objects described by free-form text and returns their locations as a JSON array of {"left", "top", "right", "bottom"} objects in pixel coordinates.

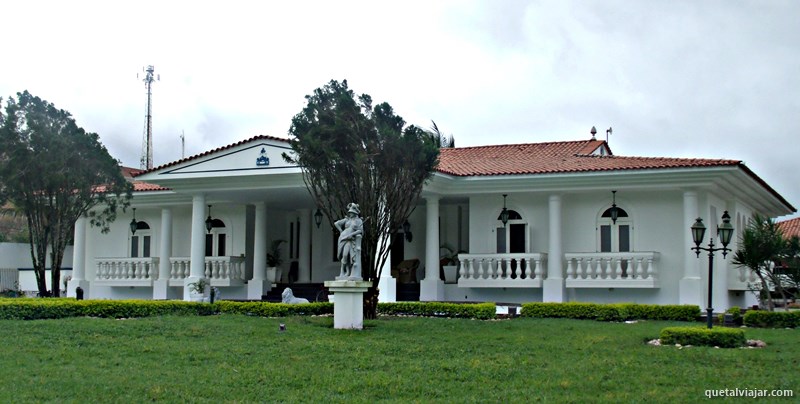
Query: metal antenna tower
[{"left": 139, "top": 65, "right": 159, "bottom": 169}]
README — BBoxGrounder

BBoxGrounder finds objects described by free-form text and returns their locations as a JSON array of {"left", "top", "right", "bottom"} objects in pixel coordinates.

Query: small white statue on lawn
[{"left": 334, "top": 202, "right": 363, "bottom": 280}]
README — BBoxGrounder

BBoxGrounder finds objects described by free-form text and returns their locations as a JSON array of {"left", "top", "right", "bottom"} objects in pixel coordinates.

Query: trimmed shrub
[
  {"left": 743, "top": 310, "right": 800, "bottom": 328},
  {"left": 214, "top": 301, "right": 332, "bottom": 317},
  {"left": 520, "top": 302, "right": 699, "bottom": 322},
  {"left": 659, "top": 326, "right": 746, "bottom": 348},
  {"left": 378, "top": 302, "right": 496, "bottom": 319},
  {"left": 0, "top": 298, "right": 215, "bottom": 320}
]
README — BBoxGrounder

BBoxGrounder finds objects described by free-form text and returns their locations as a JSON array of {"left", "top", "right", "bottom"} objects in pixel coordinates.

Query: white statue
[
  {"left": 281, "top": 287, "right": 309, "bottom": 304},
  {"left": 334, "top": 202, "right": 363, "bottom": 280}
]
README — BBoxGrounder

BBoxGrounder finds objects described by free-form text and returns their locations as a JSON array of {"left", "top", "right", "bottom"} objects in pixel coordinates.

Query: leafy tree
[
  {"left": 284, "top": 80, "right": 441, "bottom": 318},
  {"left": 732, "top": 215, "right": 794, "bottom": 311},
  {"left": 0, "top": 91, "right": 132, "bottom": 297}
]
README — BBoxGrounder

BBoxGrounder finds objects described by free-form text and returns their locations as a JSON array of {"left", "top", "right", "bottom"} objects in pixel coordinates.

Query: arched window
[
  {"left": 130, "top": 221, "right": 151, "bottom": 258},
  {"left": 598, "top": 207, "right": 632, "bottom": 253},
  {"left": 496, "top": 209, "right": 527, "bottom": 253},
  {"left": 205, "top": 219, "right": 227, "bottom": 257}
]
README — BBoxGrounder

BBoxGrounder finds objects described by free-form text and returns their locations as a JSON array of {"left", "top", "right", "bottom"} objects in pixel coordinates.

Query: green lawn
[{"left": 0, "top": 315, "right": 796, "bottom": 403}]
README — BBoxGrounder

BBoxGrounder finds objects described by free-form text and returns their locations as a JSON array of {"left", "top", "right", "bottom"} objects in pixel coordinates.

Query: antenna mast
[
  {"left": 180, "top": 130, "right": 185, "bottom": 159},
  {"left": 140, "top": 65, "right": 159, "bottom": 170}
]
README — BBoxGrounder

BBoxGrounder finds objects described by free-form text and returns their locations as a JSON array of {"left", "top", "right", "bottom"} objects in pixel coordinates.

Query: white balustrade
[
  {"left": 458, "top": 253, "right": 547, "bottom": 288},
  {"left": 95, "top": 257, "right": 159, "bottom": 282},
  {"left": 169, "top": 258, "right": 191, "bottom": 280},
  {"left": 727, "top": 266, "right": 760, "bottom": 291},
  {"left": 564, "top": 252, "right": 660, "bottom": 288},
  {"left": 169, "top": 256, "right": 246, "bottom": 285}
]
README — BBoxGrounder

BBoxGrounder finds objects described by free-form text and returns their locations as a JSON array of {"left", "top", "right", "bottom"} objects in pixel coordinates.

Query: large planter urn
[
  {"left": 189, "top": 285, "right": 210, "bottom": 303},
  {"left": 266, "top": 267, "right": 279, "bottom": 284}
]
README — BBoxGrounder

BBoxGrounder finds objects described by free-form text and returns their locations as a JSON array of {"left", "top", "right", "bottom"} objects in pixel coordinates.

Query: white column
[
  {"left": 421, "top": 196, "right": 444, "bottom": 301},
  {"left": 248, "top": 202, "right": 269, "bottom": 299},
  {"left": 185, "top": 194, "right": 207, "bottom": 300},
  {"left": 298, "top": 208, "right": 311, "bottom": 282},
  {"left": 680, "top": 191, "right": 703, "bottom": 306},
  {"left": 67, "top": 216, "right": 89, "bottom": 298},
  {"left": 543, "top": 195, "right": 566, "bottom": 302},
  {"left": 153, "top": 208, "right": 172, "bottom": 300},
  {"left": 378, "top": 228, "right": 396, "bottom": 302}
]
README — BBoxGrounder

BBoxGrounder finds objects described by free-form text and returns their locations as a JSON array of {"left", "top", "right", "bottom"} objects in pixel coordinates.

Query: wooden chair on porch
[{"left": 391, "top": 259, "right": 420, "bottom": 284}]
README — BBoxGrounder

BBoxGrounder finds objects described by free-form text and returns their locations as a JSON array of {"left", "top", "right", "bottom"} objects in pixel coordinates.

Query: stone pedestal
[
  {"left": 153, "top": 279, "right": 169, "bottom": 300},
  {"left": 420, "top": 278, "right": 444, "bottom": 301},
  {"left": 248, "top": 280, "right": 271, "bottom": 300},
  {"left": 378, "top": 274, "right": 396, "bottom": 303},
  {"left": 324, "top": 280, "right": 371, "bottom": 330},
  {"left": 543, "top": 278, "right": 566, "bottom": 302}
]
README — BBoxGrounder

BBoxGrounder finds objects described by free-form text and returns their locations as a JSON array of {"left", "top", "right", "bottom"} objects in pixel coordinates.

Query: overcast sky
[{"left": 2, "top": 1, "right": 798, "bottom": 219}]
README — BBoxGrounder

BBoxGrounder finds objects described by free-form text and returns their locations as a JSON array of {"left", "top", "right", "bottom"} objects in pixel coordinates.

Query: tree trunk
[{"left": 363, "top": 283, "right": 379, "bottom": 320}]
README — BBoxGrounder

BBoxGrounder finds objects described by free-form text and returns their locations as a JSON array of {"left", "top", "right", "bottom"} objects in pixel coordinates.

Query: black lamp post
[
  {"left": 314, "top": 208, "right": 323, "bottom": 228},
  {"left": 499, "top": 194, "right": 510, "bottom": 227},
  {"left": 205, "top": 205, "right": 214, "bottom": 233},
  {"left": 690, "top": 211, "right": 734, "bottom": 329},
  {"left": 129, "top": 208, "right": 138, "bottom": 235}
]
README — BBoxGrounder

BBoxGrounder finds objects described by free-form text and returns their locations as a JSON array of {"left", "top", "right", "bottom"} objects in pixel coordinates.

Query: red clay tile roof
[
  {"left": 436, "top": 140, "right": 741, "bottom": 176},
  {"left": 117, "top": 166, "right": 169, "bottom": 192},
  {"left": 778, "top": 217, "right": 800, "bottom": 239},
  {"left": 132, "top": 134, "right": 289, "bottom": 177}
]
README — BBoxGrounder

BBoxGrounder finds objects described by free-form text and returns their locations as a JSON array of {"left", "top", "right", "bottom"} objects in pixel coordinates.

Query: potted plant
[
  {"left": 440, "top": 243, "right": 464, "bottom": 284},
  {"left": 266, "top": 239, "right": 287, "bottom": 284},
  {"left": 188, "top": 278, "right": 210, "bottom": 303}
]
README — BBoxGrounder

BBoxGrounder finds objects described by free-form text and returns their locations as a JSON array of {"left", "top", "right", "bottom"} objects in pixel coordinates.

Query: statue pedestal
[{"left": 324, "top": 280, "right": 371, "bottom": 330}]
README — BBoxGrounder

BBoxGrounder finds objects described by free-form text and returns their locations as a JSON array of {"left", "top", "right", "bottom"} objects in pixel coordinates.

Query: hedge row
[
  {"left": 743, "top": 310, "right": 800, "bottom": 328},
  {"left": 215, "top": 301, "right": 332, "bottom": 317},
  {"left": 520, "top": 302, "right": 700, "bottom": 322},
  {"left": 660, "top": 326, "right": 746, "bottom": 348},
  {"left": 0, "top": 298, "right": 495, "bottom": 320},
  {"left": 378, "top": 302, "right": 496, "bottom": 320},
  {"left": 0, "top": 299, "right": 217, "bottom": 320}
]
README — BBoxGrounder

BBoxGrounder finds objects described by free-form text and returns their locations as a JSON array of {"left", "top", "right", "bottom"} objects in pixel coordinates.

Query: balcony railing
[
  {"left": 458, "top": 253, "right": 547, "bottom": 288},
  {"left": 565, "top": 252, "right": 660, "bottom": 288},
  {"left": 95, "top": 257, "right": 159, "bottom": 286},
  {"left": 169, "top": 256, "right": 246, "bottom": 287},
  {"left": 727, "top": 266, "right": 759, "bottom": 291},
  {"left": 93, "top": 256, "right": 245, "bottom": 287}
]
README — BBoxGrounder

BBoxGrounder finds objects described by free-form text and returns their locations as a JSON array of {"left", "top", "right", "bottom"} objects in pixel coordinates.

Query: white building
[{"left": 68, "top": 135, "right": 795, "bottom": 310}]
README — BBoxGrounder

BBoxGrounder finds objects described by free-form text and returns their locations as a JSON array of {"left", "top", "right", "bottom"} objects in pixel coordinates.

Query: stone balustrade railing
[
  {"left": 565, "top": 252, "right": 659, "bottom": 288},
  {"left": 458, "top": 253, "right": 547, "bottom": 288},
  {"left": 727, "top": 266, "right": 760, "bottom": 291},
  {"left": 96, "top": 257, "right": 159, "bottom": 281},
  {"left": 169, "top": 256, "right": 246, "bottom": 282}
]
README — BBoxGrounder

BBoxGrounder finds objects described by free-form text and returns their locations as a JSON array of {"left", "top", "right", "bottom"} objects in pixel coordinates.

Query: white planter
[
  {"left": 189, "top": 285, "right": 210, "bottom": 303},
  {"left": 443, "top": 265, "right": 458, "bottom": 283},
  {"left": 266, "top": 267, "right": 277, "bottom": 284}
]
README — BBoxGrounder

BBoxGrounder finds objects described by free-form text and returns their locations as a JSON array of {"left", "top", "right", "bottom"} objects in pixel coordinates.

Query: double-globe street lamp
[{"left": 690, "top": 211, "right": 735, "bottom": 329}]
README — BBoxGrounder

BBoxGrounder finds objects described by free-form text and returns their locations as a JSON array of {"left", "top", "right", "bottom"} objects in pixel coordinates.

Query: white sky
[{"left": 2, "top": 0, "right": 798, "bottom": 219}]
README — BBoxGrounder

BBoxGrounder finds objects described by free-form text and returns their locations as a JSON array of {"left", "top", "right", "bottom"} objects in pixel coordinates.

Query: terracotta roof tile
[
  {"left": 778, "top": 217, "right": 800, "bottom": 239},
  {"left": 436, "top": 140, "right": 740, "bottom": 176}
]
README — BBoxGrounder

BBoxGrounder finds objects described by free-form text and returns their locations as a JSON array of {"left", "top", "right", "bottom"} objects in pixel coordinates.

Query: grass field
[{"left": 0, "top": 315, "right": 797, "bottom": 403}]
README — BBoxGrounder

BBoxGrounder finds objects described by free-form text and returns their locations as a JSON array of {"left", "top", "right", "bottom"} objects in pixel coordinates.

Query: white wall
[{"left": 0, "top": 242, "right": 74, "bottom": 292}]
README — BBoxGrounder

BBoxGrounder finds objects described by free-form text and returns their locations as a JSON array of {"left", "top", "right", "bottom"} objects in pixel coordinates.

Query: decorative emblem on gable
[{"left": 256, "top": 147, "right": 270, "bottom": 167}]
